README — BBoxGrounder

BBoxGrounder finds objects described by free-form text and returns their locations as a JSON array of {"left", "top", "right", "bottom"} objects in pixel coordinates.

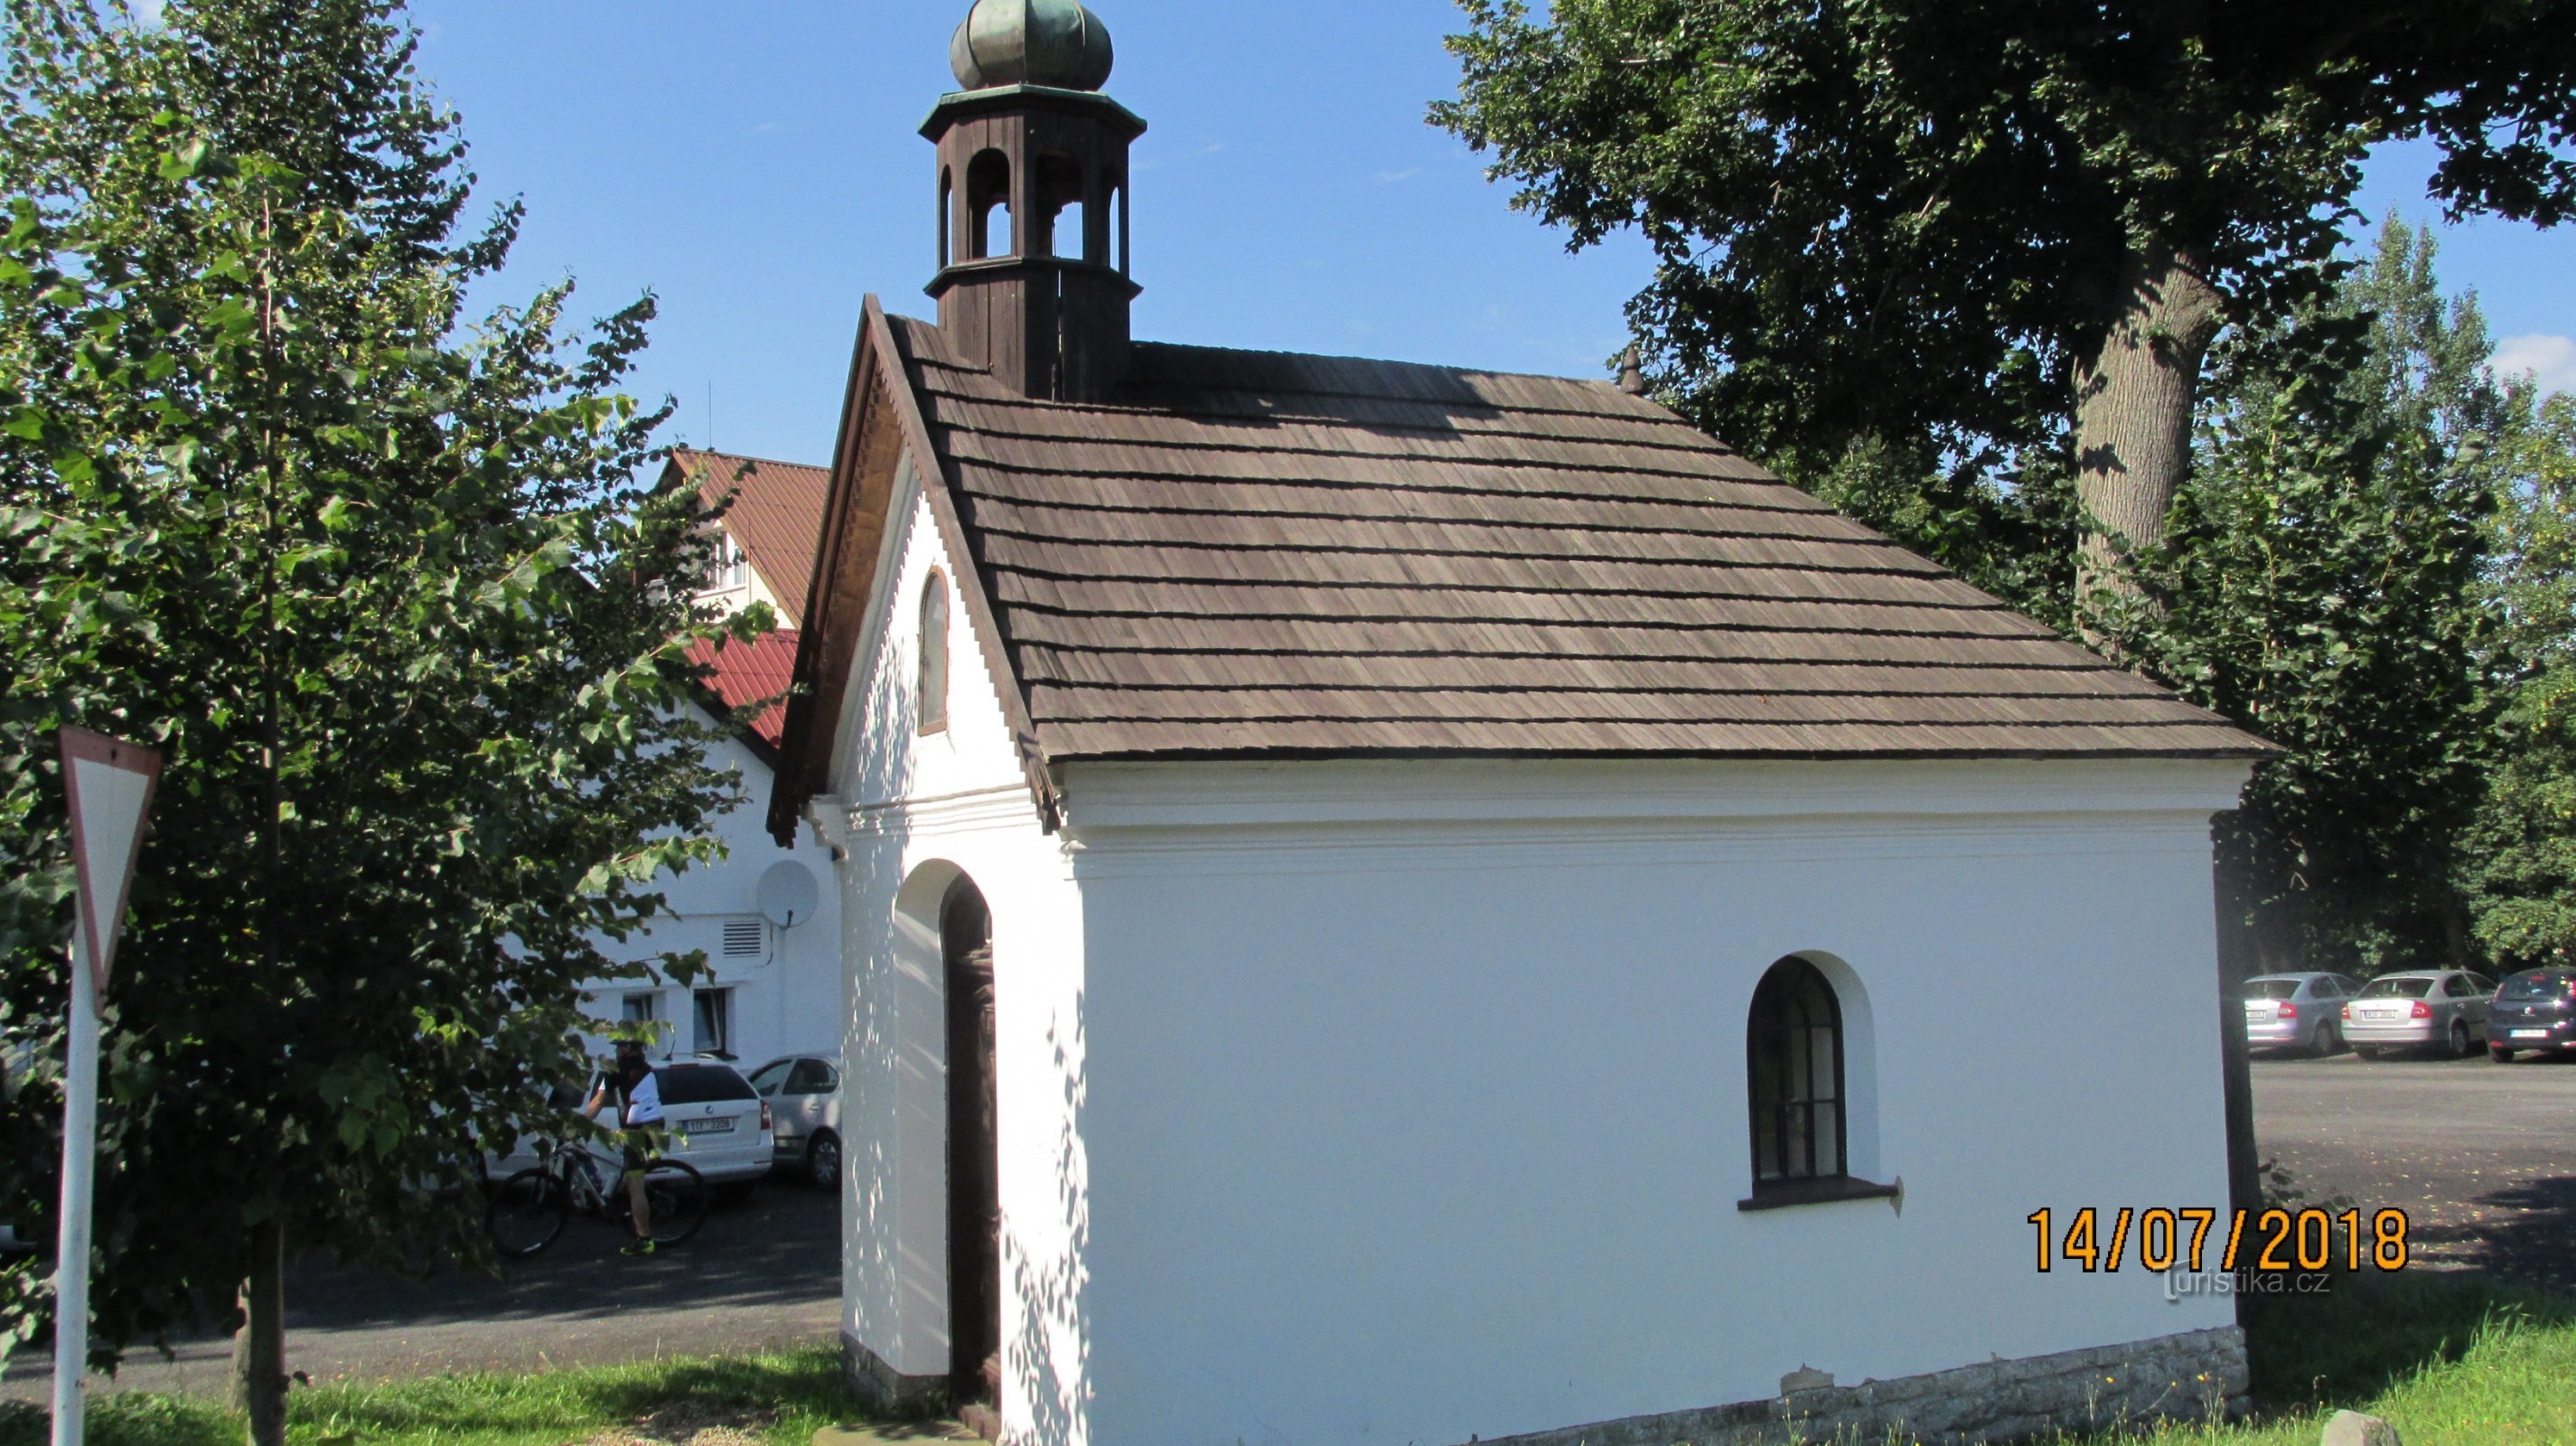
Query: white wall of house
[
  {"left": 817, "top": 460, "right": 1089, "bottom": 1441},
  {"left": 576, "top": 724, "right": 843, "bottom": 1071},
  {"left": 1058, "top": 756, "right": 2250, "bottom": 1446}
]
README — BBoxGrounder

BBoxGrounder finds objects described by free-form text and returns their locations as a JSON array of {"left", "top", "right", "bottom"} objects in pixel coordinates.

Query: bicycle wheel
[
  {"left": 635, "top": 1160, "right": 708, "bottom": 1245},
  {"left": 487, "top": 1167, "right": 570, "bottom": 1258}
]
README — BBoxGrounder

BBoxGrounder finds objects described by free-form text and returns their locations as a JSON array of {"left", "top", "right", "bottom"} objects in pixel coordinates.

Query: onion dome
[{"left": 951, "top": 0, "right": 1115, "bottom": 92}]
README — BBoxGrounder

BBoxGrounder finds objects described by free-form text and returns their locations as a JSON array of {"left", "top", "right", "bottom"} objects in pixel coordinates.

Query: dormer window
[{"left": 919, "top": 571, "right": 951, "bottom": 734}]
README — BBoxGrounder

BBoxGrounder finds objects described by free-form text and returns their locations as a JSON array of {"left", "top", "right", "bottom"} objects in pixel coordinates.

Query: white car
[
  {"left": 747, "top": 1055, "right": 842, "bottom": 1189},
  {"left": 2342, "top": 970, "right": 2496, "bottom": 1058},
  {"left": 2243, "top": 972, "right": 2365, "bottom": 1055},
  {"left": 486, "top": 1060, "right": 775, "bottom": 1187},
  {"left": 651, "top": 1059, "right": 776, "bottom": 1185}
]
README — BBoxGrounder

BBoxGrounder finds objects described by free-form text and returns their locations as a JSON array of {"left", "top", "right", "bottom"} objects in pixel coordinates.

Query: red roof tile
[
  {"left": 671, "top": 449, "right": 830, "bottom": 627},
  {"left": 688, "top": 628, "right": 800, "bottom": 754}
]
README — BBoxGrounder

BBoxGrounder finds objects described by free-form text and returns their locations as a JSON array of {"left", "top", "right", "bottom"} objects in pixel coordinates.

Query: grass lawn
[{"left": 1, "top": 1271, "right": 2570, "bottom": 1446}]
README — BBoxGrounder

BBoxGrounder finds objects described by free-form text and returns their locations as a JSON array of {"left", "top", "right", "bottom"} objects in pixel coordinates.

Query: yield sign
[{"left": 59, "top": 727, "right": 163, "bottom": 994}]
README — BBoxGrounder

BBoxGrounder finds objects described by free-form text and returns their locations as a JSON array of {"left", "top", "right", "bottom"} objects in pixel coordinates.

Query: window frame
[
  {"left": 1738, "top": 955, "right": 1899, "bottom": 1212},
  {"left": 918, "top": 569, "right": 951, "bottom": 735}
]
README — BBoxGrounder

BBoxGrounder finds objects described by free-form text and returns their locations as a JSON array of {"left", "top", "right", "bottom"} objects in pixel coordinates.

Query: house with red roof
[{"left": 557, "top": 448, "right": 846, "bottom": 1183}]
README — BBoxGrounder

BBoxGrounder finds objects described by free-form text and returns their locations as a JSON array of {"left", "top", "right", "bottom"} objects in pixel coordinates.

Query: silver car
[
  {"left": 2243, "top": 972, "right": 2365, "bottom": 1056},
  {"left": 748, "top": 1054, "right": 842, "bottom": 1189},
  {"left": 2342, "top": 970, "right": 2496, "bottom": 1058}
]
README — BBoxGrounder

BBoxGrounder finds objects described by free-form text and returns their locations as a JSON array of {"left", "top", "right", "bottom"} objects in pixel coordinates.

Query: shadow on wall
[
  {"left": 845, "top": 858, "right": 965, "bottom": 1378},
  {"left": 1008, "top": 988, "right": 1087, "bottom": 1446},
  {"left": 846, "top": 493, "right": 925, "bottom": 810}
]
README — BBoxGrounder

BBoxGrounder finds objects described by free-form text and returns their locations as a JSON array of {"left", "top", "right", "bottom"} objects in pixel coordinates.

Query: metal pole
[{"left": 51, "top": 904, "right": 98, "bottom": 1446}]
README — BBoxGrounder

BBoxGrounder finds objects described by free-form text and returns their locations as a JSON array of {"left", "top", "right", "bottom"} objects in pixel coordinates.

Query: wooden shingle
[{"left": 873, "top": 313, "right": 2263, "bottom": 763}]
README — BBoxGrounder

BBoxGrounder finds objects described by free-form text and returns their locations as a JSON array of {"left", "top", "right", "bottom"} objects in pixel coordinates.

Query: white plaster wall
[
  {"left": 576, "top": 727, "right": 843, "bottom": 1069},
  {"left": 1060, "top": 757, "right": 2249, "bottom": 1446},
  {"left": 820, "top": 461, "right": 1088, "bottom": 1446}
]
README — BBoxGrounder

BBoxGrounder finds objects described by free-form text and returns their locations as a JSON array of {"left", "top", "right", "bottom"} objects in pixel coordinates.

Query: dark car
[{"left": 2487, "top": 969, "right": 2576, "bottom": 1061}]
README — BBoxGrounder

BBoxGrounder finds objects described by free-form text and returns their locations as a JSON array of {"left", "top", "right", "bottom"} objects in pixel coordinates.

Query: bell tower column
[{"left": 924, "top": 0, "right": 1146, "bottom": 404}]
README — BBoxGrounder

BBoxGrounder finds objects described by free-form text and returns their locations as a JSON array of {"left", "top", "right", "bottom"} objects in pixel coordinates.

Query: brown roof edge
[
  {"left": 874, "top": 303, "right": 1063, "bottom": 832},
  {"left": 767, "top": 297, "right": 1062, "bottom": 844},
  {"left": 770, "top": 314, "right": 889, "bottom": 845}
]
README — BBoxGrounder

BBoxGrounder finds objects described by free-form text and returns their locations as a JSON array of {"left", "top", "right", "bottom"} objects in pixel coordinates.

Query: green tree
[
  {"left": 1432, "top": 0, "right": 2576, "bottom": 606},
  {"left": 2462, "top": 390, "right": 2576, "bottom": 964},
  {"left": 0, "top": 2, "right": 756, "bottom": 1437},
  {"left": 2116, "top": 219, "right": 2504, "bottom": 972}
]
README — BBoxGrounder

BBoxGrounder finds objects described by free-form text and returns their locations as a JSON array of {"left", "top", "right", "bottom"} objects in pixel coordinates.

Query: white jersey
[{"left": 622, "top": 1070, "right": 664, "bottom": 1126}]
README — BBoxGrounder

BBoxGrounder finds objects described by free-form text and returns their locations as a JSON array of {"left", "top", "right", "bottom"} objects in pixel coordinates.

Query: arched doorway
[{"left": 940, "top": 878, "right": 1000, "bottom": 1417}]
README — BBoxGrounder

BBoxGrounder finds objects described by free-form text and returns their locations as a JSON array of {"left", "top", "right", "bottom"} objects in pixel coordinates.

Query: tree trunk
[
  {"left": 2073, "top": 239, "right": 2225, "bottom": 622},
  {"left": 229, "top": 1221, "right": 287, "bottom": 1446}
]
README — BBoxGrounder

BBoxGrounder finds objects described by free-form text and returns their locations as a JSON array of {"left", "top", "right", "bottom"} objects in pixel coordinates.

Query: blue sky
[{"left": 405, "top": 1, "right": 2576, "bottom": 472}]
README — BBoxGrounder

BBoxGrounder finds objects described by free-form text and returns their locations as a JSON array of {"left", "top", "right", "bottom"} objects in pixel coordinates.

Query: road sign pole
[{"left": 50, "top": 905, "right": 99, "bottom": 1446}]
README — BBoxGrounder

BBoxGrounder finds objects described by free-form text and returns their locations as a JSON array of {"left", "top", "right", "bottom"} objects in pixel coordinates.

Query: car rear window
[
  {"left": 654, "top": 1064, "right": 757, "bottom": 1104},
  {"left": 2244, "top": 980, "right": 2302, "bottom": 1000},
  {"left": 2501, "top": 972, "right": 2576, "bottom": 1000},
  {"left": 2356, "top": 977, "right": 2434, "bottom": 1000}
]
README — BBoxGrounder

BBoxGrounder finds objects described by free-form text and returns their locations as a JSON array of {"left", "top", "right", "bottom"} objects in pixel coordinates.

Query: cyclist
[{"left": 584, "top": 1038, "right": 667, "bottom": 1256}]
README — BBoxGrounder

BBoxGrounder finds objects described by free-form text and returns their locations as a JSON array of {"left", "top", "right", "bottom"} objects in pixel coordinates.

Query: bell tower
[{"left": 925, "top": 0, "right": 1145, "bottom": 404}]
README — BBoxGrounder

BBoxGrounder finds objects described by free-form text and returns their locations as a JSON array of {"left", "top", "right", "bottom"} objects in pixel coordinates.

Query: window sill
[{"left": 1738, "top": 1176, "right": 1903, "bottom": 1212}]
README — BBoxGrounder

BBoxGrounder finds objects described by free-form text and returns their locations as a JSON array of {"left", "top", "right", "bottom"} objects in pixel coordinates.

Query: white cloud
[
  {"left": 1372, "top": 168, "right": 1421, "bottom": 185},
  {"left": 2494, "top": 333, "right": 2576, "bottom": 397}
]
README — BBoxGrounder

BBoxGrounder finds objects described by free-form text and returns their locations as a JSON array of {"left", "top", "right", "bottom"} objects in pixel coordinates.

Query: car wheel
[
  {"left": 806, "top": 1130, "right": 841, "bottom": 1191},
  {"left": 2449, "top": 1020, "right": 2471, "bottom": 1058},
  {"left": 2312, "top": 1021, "right": 2340, "bottom": 1057}
]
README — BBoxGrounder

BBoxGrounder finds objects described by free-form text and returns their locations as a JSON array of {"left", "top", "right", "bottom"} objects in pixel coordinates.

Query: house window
[
  {"left": 1748, "top": 956, "right": 1844, "bottom": 1185},
  {"left": 919, "top": 571, "right": 951, "bottom": 734},
  {"left": 621, "top": 991, "right": 660, "bottom": 1026},
  {"left": 694, "top": 988, "right": 734, "bottom": 1059},
  {"left": 1741, "top": 955, "right": 1898, "bottom": 1210}
]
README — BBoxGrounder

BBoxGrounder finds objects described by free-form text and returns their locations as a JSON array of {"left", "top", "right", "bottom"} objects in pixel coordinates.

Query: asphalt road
[
  {"left": 0, "top": 1177, "right": 840, "bottom": 1400},
  {"left": 7, "top": 1056, "right": 2571, "bottom": 1400},
  {"left": 2250, "top": 1050, "right": 2576, "bottom": 1291}
]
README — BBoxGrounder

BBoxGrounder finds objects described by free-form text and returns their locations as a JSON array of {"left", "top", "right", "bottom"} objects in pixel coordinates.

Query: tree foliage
[
  {"left": 2462, "top": 390, "right": 2576, "bottom": 964},
  {"left": 2114, "top": 219, "right": 2506, "bottom": 970},
  {"left": 0, "top": 0, "right": 754, "bottom": 1367},
  {"left": 1433, "top": 0, "right": 2576, "bottom": 587}
]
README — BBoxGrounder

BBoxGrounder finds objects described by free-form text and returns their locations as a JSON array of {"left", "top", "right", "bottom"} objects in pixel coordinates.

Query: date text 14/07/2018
[{"left": 2028, "top": 1207, "right": 2412, "bottom": 1274}]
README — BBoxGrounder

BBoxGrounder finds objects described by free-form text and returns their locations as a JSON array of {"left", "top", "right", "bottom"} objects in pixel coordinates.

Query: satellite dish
[{"left": 756, "top": 859, "right": 820, "bottom": 929}]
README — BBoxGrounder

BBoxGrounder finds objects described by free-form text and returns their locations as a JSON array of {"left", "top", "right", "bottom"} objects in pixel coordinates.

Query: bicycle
[{"left": 486, "top": 1135, "right": 707, "bottom": 1258}]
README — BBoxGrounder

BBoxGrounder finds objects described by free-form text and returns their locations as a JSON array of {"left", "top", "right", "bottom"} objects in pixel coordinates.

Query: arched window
[
  {"left": 1742, "top": 955, "right": 1898, "bottom": 1210},
  {"left": 1035, "top": 151, "right": 1084, "bottom": 260},
  {"left": 1747, "top": 956, "right": 1844, "bottom": 1186},
  {"left": 966, "top": 149, "right": 1012, "bottom": 258},
  {"left": 1110, "top": 174, "right": 1129, "bottom": 274},
  {"left": 939, "top": 165, "right": 954, "bottom": 268},
  {"left": 918, "top": 571, "right": 951, "bottom": 734}
]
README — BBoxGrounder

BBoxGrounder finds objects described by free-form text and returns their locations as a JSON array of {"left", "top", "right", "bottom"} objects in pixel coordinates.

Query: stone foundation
[
  {"left": 1480, "top": 1326, "right": 2248, "bottom": 1446},
  {"left": 839, "top": 1330, "right": 949, "bottom": 1418}
]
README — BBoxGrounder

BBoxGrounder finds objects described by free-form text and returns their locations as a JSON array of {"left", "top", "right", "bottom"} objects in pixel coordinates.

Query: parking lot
[
  {"left": 2251, "top": 1051, "right": 2576, "bottom": 1291},
  {"left": 0, "top": 1179, "right": 840, "bottom": 1401}
]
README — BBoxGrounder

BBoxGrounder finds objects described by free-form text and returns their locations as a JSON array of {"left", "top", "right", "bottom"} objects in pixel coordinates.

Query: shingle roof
[
  {"left": 688, "top": 629, "right": 800, "bottom": 755},
  {"left": 674, "top": 449, "right": 830, "bottom": 628},
  {"left": 879, "top": 314, "right": 2262, "bottom": 762}
]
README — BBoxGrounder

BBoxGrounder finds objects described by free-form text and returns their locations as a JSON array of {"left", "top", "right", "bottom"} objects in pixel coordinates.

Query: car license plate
[
  {"left": 2365, "top": 1008, "right": 2400, "bottom": 1019},
  {"left": 2514, "top": 1028, "right": 2551, "bottom": 1038},
  {"left": 679, "top": 1117, "right": 735, "bottom": 1134}
]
